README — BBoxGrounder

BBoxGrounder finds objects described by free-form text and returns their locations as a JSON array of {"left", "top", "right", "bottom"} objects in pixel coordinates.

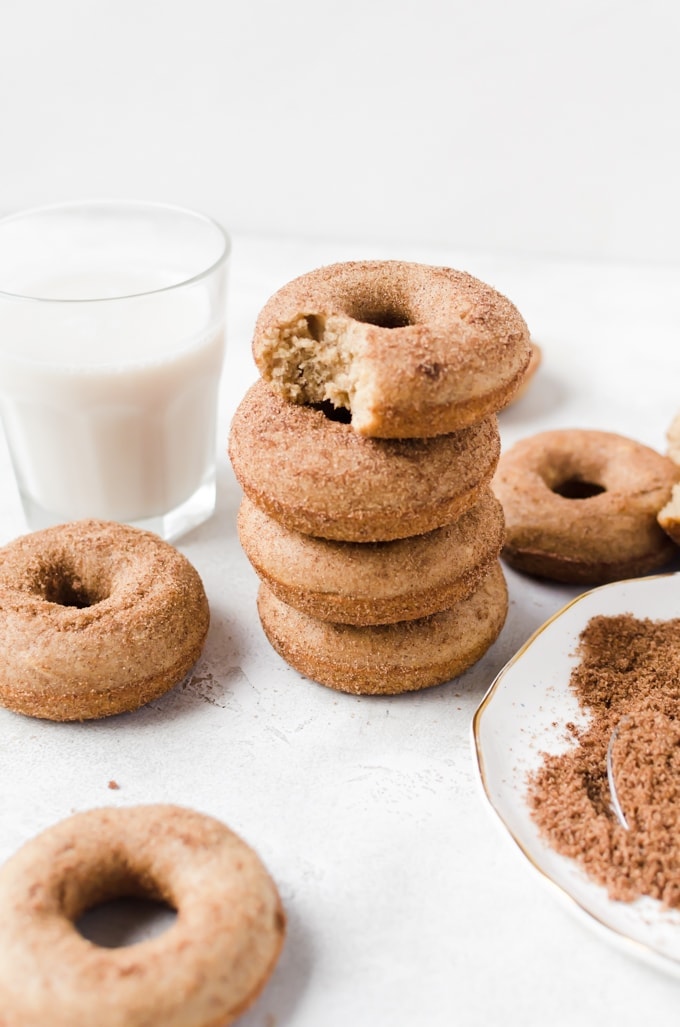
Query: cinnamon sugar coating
[
  {"left": 494, "top": 429, "right": 679, "bottom": 583},
  {"left": 238, "top": 489, "right": 505, "bottom": 625},
  {"left": 0, "top": 519, "right": 210, "bottom": 720},
  {"left": 257, "top": 562, "right": 508, "bottom": 695},
  {"left": 252, "top": 260, "right": 531, "bottom": 437},
  {"left": 528, "top": 614, "right": 680, "bottom": 907},
  {"left": 229, "top": 380, "right": 500, "bottom": 542},
  {"left": 0, "top": 805, "right": 285, "bottom": 1026}
]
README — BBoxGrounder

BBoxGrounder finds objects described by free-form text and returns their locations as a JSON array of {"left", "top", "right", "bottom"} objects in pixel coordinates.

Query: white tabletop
[{"left": 1, "top": 234, "right": 680, "bottom": 1026}]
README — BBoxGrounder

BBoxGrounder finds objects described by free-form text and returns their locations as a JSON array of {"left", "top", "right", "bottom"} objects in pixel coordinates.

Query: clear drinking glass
[{"left": 0, "top": 201, "right": 230, "bottom": 541}]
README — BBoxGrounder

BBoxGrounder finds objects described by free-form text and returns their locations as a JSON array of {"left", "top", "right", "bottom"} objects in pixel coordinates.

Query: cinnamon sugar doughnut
[
  {"left": 0, "top": 805, "right": 285, "bottom": 1027},
  {"left": 257, "top": 562, "right": 508, "bottom": 695},
  {"left": 0, "top": 519, "right": 210, "bottom": 721},
  {"left": 238, "top": 489, "right": 505, "bottom": 625},
  {"left": 229, "top": 379, "right": 500, "bottom": 542},
  {"left": 253, "top": 260, "right": 531, "bottom": 437},
  {"left": 494, "top": 429, "right": 679, "bottom": 584}
]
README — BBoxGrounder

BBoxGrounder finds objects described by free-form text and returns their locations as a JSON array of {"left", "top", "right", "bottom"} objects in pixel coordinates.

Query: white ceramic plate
[{"left": 472, "top": 572, "right": 680, "bottom": 975}]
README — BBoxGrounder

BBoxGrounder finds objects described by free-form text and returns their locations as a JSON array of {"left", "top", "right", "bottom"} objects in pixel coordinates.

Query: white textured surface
[{"left": 1, "top": 235, "right": 680, "bottom": 1025}]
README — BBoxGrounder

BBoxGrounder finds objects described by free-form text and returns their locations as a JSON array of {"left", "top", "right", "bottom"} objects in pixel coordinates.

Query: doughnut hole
[
  {"left": 551, "top": 477, "right": 606, "bottom": 500},
  {"left": 29, "top": 553, "right": 113, "bottom": 608},
  {"left": 69, "top": 860, "right": 178, "bottom": 947},
  {"left": 538, "top": 451, "right": 609, "bottom": 502},
  {"left": 77, "top": 895, "right": 178, "bottom": 948},
  {"left": 313, "top": 400, "right": 352, "bottom": 424},
  {"left": 347, "top": 300, "right": 413, "bottom": 330},
  {"left": 77, "top": 898, "right": 177, "bottom": 948}
]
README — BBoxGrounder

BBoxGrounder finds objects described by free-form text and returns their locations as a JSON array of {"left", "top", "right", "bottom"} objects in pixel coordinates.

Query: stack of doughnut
[{"left": 229, "top": 260, "right": 533, "bottom": 695}]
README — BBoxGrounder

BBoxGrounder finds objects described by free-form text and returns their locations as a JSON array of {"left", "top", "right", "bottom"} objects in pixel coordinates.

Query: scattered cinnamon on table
[{"left": 528, "top": 613, "right": 680, "bottom": 907}]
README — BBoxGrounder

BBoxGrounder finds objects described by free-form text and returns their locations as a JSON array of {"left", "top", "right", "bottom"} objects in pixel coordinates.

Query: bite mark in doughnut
[
  {"left": 494, "top": 429, "right": 679, "bottom": 584},
  {"left": 238, "top": 489, "right": 505, "bottom": 625},
  {"left": 256, "top": 562, "right": 508, "bottom": 695},
  {"left": 252, "top": 260, "right": 532, "bottom": 438},
  {"left": 0, "top": 805, "right": 285, "bottom": 1027},
  {"left": 229, "top": 379, "right": 500, "bottom": 542},
  {"left": 0, "top": 519, "right": 210, "bottom": 721}
]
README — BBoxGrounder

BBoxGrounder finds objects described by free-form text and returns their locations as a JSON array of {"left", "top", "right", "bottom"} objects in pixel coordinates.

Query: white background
[{"left": 1, "top": 0, "right": 679, "bottom": 263}]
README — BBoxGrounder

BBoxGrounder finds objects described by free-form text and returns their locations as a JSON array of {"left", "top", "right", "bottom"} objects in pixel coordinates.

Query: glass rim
[{"left": 0, "top": 199, "right": 231, "bottom": 304}]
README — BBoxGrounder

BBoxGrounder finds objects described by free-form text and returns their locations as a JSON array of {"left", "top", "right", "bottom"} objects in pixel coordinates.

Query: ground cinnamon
[{"left": 528, "top": 613, "right": 680, "bottom": 906}]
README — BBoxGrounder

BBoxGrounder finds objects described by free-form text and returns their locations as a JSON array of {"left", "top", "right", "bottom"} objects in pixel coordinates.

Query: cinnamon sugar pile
[{"left": 528, "top": 613, "right": 680, "bottom": 906}]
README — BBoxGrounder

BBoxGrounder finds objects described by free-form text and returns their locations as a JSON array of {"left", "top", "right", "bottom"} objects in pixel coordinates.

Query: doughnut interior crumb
[
  {"left": 259, "top": 314, "right": 375, "bottom": 416},
  {"left": 658, "top": 481, "right": 680, "bottom": 543}
]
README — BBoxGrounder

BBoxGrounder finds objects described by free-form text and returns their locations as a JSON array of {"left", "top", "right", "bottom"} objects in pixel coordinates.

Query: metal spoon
[{"left": 606, "top": 717, "right": 630, "bottom": 830}]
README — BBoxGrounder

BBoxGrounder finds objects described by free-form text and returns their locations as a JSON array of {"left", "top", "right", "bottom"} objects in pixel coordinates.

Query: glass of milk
[{"left": 0, "top": 201, "right": 230, "bottom": 541}]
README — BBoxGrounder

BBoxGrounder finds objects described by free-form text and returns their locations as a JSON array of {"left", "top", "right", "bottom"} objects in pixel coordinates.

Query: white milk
[{"left": 0, "top": 272, "right": 225, "bottom": 526}]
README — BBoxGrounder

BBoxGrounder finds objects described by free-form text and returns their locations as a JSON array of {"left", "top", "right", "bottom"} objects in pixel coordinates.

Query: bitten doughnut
[
  {"left": 257, "top": 563, "right": 508, "bottom": 695},
  {"left": 238, "top": 489, "right": 505, "bottom": 624},
  {"left": 229, "top": 379, "right": 500, "bottom": 542},
  {"left": 0, "top": 519, "right": 210, "bottom": 721},
  {"left": 494, "top": 429, "right": 679, "bottom": 584},
  {"left": 0, "top": 805, "right": 285, "bottom": 1027},
  {"left": 252, "top": 260, "right": 531, "bottom": 437}
]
